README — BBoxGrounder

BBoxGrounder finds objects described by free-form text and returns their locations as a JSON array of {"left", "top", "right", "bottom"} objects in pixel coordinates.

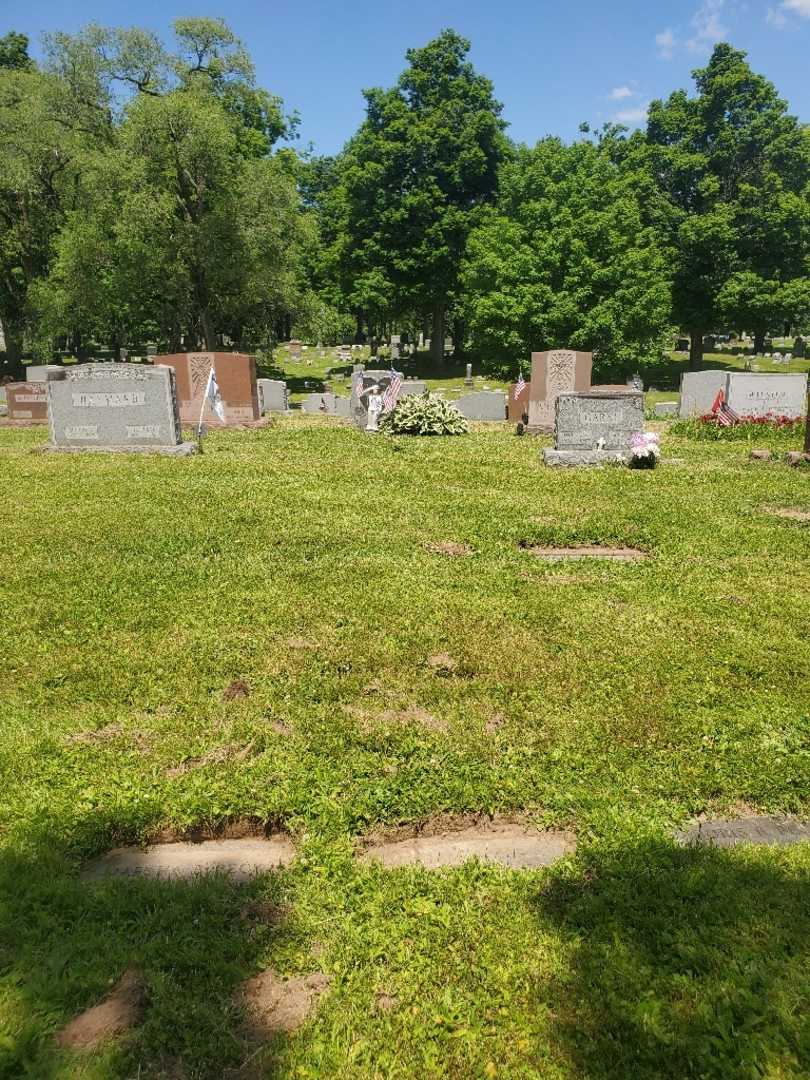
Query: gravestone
[
  {"left": 678, "top": 370, "right": 727, "bottom": 417},
  {"left": 154, "top": 352, "right": 259, "bottom": 425},
  {"left": 46, "top": 363, "right": 188, "bottom": 453},
  {"left": 390, "top": 335, "right": 401, "bottom": 361},
  {"left": 793, "top": 336, "right": 805, "bottom": 359},
  {"left": 527, "top": 350, "right": 592, "bottom": 432},
  {"left": 543, "top": 390, "right": 645, "bottom": 466},
  {"left": 398, "top": 379, "right": 428, "bottom": 396},
  {"left": 5, "top": 382, "right": 49, "bottom": 423},
  {"left": 677, "top": 816, "right": 810, "bottom": 848},
  {"left": 725, "top": 372, "right": 807, "bottom": 419},
  {"left": 26, "top": 364, "right": 63, "bottom": 382},
  {"left": 675, "top": 338, "right": 690, "bottom": 352},
  {"left": 350, "top": 370, "right": 402, "bottom": 430},
  {"left": 455, "top": 391, "right": 507, "bottom": 421},
  {"left": 464, "top": 363, "right": 473, "bottom": 387},
  {"left": 288, "top": 339, "right": 302, "bottom": 359},
  {"left": 654, "top": 401, "right": 678, "bottom": 417},
  {"left": 443, "top": 338, "right": 454, "bottom": 356},
  {"left": 257, "top": 378, "right": 289, "bottom": 414}
]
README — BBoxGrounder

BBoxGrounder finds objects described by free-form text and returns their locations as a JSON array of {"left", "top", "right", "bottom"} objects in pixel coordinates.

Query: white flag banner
[{"left": 204, "top": 365, "right": 226, "bottom": 422}]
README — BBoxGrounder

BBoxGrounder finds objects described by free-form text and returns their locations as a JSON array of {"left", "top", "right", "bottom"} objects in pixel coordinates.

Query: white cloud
[
  {"left": 613, "top": 103, "right": 650, "bottom": 126},
  {"left": 655, "top": 28, "right": 677, "bottom": 59},
  {"left": 609, "top": 85, "right": 635, "bottom": 101},
  {"left": 687, "top": 0, "right": 728, "bottom": 54},
  {"left": 783, "top": 0, "right": 810, "bottom": 14},
  {"left": 766, "top": 6, "right": 788, "bottom": 25}
]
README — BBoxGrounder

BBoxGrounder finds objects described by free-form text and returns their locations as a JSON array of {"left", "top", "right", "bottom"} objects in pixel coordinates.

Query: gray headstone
[
  {"left": 455, "top": 391, "right": 507, "bottom": 421},
  {"left": 301, "top": 391, "right": 336, "bottom": 414},
  {"left": 544, "top": 391, "right": 644, "bottom": 466},
  {"left": 398, "top": 380, "right": 428, "bottom": 397},
  {"left": 654, "top": 401, "right": 678, "bottom": 417},
  {"left": 256, "top": 378, "right": 289, "bottom": 414},
  {"left": 679, "top": 370, "right": 728, "bottom": 418},
  {"left": 26, "top": 364, "right": 63, "bottom": 382},
  {"left": 725, "top": 372, "right": 807, "bottom": 419},
  {"left": 47, "top": 363, "right": 182, "bottom": 449}
]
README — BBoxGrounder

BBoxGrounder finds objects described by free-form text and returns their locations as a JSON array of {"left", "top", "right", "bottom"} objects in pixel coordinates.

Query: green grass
[{"left": 1, "top": 419, "right": 810, "bottom": 1078}]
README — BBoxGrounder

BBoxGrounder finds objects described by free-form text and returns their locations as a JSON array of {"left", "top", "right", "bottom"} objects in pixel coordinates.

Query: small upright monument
[{"left": 543, "top": 390, "right": 644, "bottom": 467}]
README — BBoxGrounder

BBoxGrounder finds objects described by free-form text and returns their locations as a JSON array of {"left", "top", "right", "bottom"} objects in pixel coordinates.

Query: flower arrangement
[
  {"left": 379, "top": 392, "right": 469, "bottom": 436},
  {"left": 629, "top": 431, "right": 660, "bottom": 469},
  {"left": 671, "top": 414, "right": 805, "bottom": 441}
]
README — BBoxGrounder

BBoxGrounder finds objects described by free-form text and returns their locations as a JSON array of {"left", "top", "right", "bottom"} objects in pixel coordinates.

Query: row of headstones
[{"left": 678, "top": 370, "right": 808, "bottom": 419}]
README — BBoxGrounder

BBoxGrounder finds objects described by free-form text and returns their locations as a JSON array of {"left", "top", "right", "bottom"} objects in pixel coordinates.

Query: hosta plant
[{"left": 380, "top": 393, "right": 469, "bottom": 436}]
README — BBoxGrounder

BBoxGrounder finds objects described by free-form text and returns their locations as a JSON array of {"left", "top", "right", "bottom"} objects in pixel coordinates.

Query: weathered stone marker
[
  {"left": 725, "top": 372, "right": 807, "bottom": 419},
  {"left": 455, "top": 390, "right": 507, "bottom": 421},
  {"left": 5, "top": 382, "right": 49, "bottom": 423},
  {"left": 257, "top": 378, "right": 289, "bottom": 414},
  {"left": 46, "top": 363, "right": 191, "bottom": 454},
  {"left": 544, "top": 390, "right": 644, "bottom": 466},
  {"left": 527, "top": 350, "right": 592, "bottom": 432},
  {"left": 677, "top": 816, "right": 810, "bottom": 848}
]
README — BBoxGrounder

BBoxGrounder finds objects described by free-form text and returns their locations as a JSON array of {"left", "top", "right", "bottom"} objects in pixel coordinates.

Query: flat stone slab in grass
[
  {"left": 359, "top": 823, "right": 575, "bottom": 870},
  {"left": 84, "top": 837, "right": 296, "bottom": 881},
  {"left": 677, "top": 816, "right": 810, "bottom": 849},
  {"left": 763, "top": 505, "right": 810, "bottom": 522},
  {"left": 520, "top": 544, "right": 646, "bottom": 561}
]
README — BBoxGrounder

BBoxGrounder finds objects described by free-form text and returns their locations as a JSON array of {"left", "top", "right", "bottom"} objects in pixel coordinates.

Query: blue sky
[{"left": 4, "top": 0, "right": 810, "bottom": 155}]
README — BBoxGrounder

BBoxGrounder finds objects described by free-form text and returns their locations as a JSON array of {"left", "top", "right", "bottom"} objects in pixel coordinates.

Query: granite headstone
[
  {"left": 678, "top": 370, "right": 727, "bottom": 418},
  {"left": 455, "top": 391, "right": 507, "bottom": 421},
  {"left": 5, "top": 381, "right": 49, "bottom": 423},
  {"left": 154, "top": 353, "right": 259, "bottom": 425},
  {"left": 544, "top": 390, "right": 645, "bottom": 466},
  {"left": 725, "top": 372, "right": 807, "bottom": 419},
  {"left": 527, "top": 350, "right": 592, "bottom": 432},
  {"left": 257, "top": 378, "right": 289, "bottom": 414}
]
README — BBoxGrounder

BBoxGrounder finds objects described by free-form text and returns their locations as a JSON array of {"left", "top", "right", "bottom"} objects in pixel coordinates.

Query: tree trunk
[
  {"left": 431, "top": 303, "right": 445, "bottom": 367},
  {"left": 2, "top": 318, "right": 25, "bottom": 377},
  {"left": 201, "top": 311, "right": 217, "bottom": 352},
  {"left": 754, "top": 330, "right": 766, "bottom": 354},
  {"left": 689, "top": 329, "right": 704, "bottom": 369}
]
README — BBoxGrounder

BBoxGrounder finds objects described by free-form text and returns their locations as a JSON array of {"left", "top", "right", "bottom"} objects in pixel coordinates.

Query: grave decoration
[{"left": 543, "top": 390, "right": 645, "bottom": 467}]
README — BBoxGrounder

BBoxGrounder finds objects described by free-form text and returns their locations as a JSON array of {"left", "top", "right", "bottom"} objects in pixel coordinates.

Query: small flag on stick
[
  {"left": 383, "top": 371, "right": 402, "bottom": 411},
  {"left": 514, "top": 372, "right": 527, "bottom": 398},
  {"left": 204, "top": 365, "right": 226, "bottom": 423},
  {"left": 711, "top": 388, "right": 739, "bottom": 427}
]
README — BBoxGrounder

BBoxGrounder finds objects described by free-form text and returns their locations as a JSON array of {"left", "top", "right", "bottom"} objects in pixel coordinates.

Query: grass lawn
[{"left": 1, "top": 417, "right": 810, "bottom": 1078}]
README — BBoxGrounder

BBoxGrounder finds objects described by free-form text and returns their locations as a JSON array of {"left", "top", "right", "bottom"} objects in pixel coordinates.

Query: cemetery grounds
[{"left": 1, "top": 350, "right": 810, "bottom": 1079}]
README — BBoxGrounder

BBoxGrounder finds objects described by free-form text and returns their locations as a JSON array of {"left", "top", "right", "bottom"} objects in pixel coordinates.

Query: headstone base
[
  {"left": 41, "top": 442, "right": 199, "bottom": 457},
  {"left": 543, "top": 449, "right": 630, "bottom": 467}
]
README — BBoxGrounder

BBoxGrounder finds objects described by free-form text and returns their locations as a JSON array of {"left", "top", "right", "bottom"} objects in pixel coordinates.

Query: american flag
[
  {"left": 711, "top": 388, "right": 740, "bottom": 426},
  {"left": 514, "top": 372, "right": 527, "bottom": 397},
  {"left": 383, "top": 371, "right": 402, "bottom": 411}
]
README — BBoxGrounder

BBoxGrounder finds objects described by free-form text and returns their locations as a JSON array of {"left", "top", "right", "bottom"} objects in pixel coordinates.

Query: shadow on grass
[
  {"left": 535, "top": 836, "right": 810, "bottom": 1079},
  {"left": 0, "top": 817, "right": 302, "bottom": 1079}
]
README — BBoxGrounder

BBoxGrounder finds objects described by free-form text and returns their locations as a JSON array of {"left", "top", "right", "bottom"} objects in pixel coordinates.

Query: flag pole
[{"left": 197, "top": 366, "right": 213, "bottom": 450}]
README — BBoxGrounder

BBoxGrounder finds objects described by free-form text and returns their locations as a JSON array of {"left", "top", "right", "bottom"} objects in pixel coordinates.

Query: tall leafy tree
[
  {"left": 326, "top": 30, "right": 506, "bottom": 362},
  {"left": 644, "top": 44, "right": 810, "bottom": 364},
  {"left": 461, "top": 137, "right": 671, "bottom": 373}
]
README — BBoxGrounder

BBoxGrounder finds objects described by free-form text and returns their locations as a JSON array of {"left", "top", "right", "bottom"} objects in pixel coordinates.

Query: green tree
[
  {"left": 325, "top": 30, "right": 506, "bottom": 363},
  {"left": 0, "top": 32, "right": 33, "bottom": 71},
  {"left": 461, "top": 137, "right": 672, "bottom": 374},
  {"left": 644, "top": 44, "right": 810, "bottom": 364}
]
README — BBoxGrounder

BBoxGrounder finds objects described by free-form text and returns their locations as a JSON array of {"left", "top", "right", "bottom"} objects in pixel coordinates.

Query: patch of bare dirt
[
  {"left": 358, "top": 813, "right": 576, "bottom": 870},
  {"left": 223, "top": 679, "right": 251, "bottom": 701},
  {"left": 485, "top": 713, "right": 505, "bottom": 735},
  {"left": 378, "top": 706, "right": 447, "bottom": 733},
  {"left": 147, "top": 817, "right": 281, "bottom": 844},
  {"left": 238, "top": 969, "right": 331, "bottom": 1035},
  {"left": 240, "top": 900, "right": 288, "bottom": 929},
  {"left": 519, "top": 543, "right": 647, "bottom": 562},
  {"left": 267, "top": 720, "right": 293, "bottom": 736},
  {"left": 64, "top": 724, "right": 152, "bottom": 753},
  {"left": 165, "top": 741, "right": 256, "bottom": 779},
  {"left": 763, "top": 505, "right": 810, "bottom": 522},
  {"left": 55, "top": 969, "right": 145, "bottom": 1050},
  {"left": 424, "top": 540, "right": 473, "bottom": 557},
  {"left": 375, "top": 991, "right": 397, "bottom": 1013},
  {"left": 426, "top": 652, "right": 458, "bottom": 674}
]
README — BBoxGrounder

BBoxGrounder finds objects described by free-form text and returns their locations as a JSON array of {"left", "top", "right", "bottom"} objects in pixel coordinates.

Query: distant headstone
[
  {"left": 26, "top": 364, "right": 63, "bottom": 382},
  {"left": 678, "top": 370, "right": 727, "bottom": 418},
  {"left": 793, "top": 336, "right": 805, "bottom": 359},
  {"left": 443, "top": 338, "right": 453, "bottom": 356},
  {"left": 5, "top": 381, "right": 48, "bottom": 422},
  {"left": 675, "top": 338, "right": 690, "bottom": 352},
  {"left": 725, "top": 372, "right": 807, "bottom": 418},
  {"left": 46, "top": 363, "right": 188, "bottom": 453},
  {"left": 455, "top": 391, "right": 507, "bottom": 421},
  {"left": 398, "top": 379, "right": 428, "bottom": 396},
  {"left": 390, "top": 335, "right": 401, "bottom": 361},
  {"left": 288, "top": 339, "right": 302, "bottom": 359},
  {"left": 543, "top": 390, "right": 644, "bottom": 467},
  {"left": 527, "top": 350, "right": 592, "bottom": 432},
  {"left": 654, "top": 401, "right": 678, "bottom": 417},
  {"left": 464, "top": 363, "right": 473, "bottom": 387},
  {"left": 154, "top": 352, "right": 260, "bottom": 425},
  {"left": 257, "top": 378, "right": 289, "bottom": 414}
]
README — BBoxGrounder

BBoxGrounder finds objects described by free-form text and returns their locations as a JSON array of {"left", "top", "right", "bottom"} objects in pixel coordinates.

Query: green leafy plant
[{"left": 380, "top": 392, "right": 469, "bottom": 435}]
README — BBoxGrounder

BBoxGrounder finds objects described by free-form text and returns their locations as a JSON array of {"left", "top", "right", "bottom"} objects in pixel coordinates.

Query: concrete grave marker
[
  {"left": 455, "top": 390, "right": 507, "bottom": 421},
  {"left": 5, "top": 381, "right": 48, "bottom": 423},
  {"left": 46, "top": 363, "right": 188, "bottom": 453},
  {"left": 26, "top": 364, "right": 63, "bottom": 382},
  {"left": 257, "top": 378, "right": 289, "bottom": 414},
  {"left": 679, "top": 370, "right": 727, "bottom": 417},
  {"left": 155, "top": 352, "right": 259, "bottom": 425},
  {"left": 527, "top": 350, "right": 592, "bottom": 432},
  {"left": 544, "top": 390, "right": 645, "bottom": 466},
  {"left": 677, "top": 816, "right": 810, "bottom": 848},
  {"left": 654, "top": 401, "right": 678, "bottom": 417}
]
